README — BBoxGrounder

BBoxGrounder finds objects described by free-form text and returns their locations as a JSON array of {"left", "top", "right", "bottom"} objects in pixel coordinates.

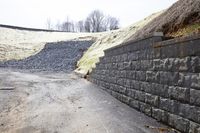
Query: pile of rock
[{"left": 0, "top": 40, "right": 93, "bottom": 72}]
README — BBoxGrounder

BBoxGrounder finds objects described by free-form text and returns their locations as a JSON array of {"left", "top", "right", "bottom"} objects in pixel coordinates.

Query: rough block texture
[{"left": 90, "top": 34, "right": 200, "bottom": 133}]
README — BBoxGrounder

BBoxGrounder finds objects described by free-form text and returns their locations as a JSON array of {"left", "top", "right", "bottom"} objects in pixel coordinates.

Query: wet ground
[{"left": 0, "top": 69, "right": 171, "bottom": 133}]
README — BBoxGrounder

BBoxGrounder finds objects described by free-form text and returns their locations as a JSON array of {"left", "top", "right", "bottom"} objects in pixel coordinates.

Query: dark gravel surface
[{"left": 0, "top": 40, "right": 93, "bottom": 72}]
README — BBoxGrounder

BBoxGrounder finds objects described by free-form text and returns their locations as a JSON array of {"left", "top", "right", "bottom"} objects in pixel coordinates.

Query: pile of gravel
[{"left": 0, "top": 40, "right": 93, "bottom": 72}]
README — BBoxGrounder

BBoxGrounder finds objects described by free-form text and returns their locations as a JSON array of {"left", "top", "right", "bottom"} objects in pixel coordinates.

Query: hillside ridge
[{"left": 0, "top": 24, "right": 65, "bottom": 32}]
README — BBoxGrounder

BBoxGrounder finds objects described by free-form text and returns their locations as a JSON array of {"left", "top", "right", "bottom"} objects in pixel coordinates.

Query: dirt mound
[{"left": 127, "top": 0, "right": 200, "bottom": 41}]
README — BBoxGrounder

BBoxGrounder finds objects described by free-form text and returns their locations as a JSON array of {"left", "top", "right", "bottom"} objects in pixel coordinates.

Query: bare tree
[
  {"left": 77, "top": 20, "right": 85, "bottom": 32},
  {"left": 61, "top": 17, "right": 75, "bottom": 32},
  {"left": 84, "top": 10, "right": 119, "bottom": 32},
  {"left": 85, "top": 10, "right": 105, "bottom": 32},
  {"left": 45, "top": 10, "right": 119, "bottom": 32},
  {"left": 84, "top": 18, "right": 91, "bottom": 32},
  {"left": 106, "top": 16, "right": 119, "bottom": 30},
  {"left": 61, "top": 22, "right": 75, "bottom": 32},
  {"left": 55, "top": 21, "right": 62, "bottom": 31},
  {"left": 46, "top": 18, "right": 53, "bottom": 30}
]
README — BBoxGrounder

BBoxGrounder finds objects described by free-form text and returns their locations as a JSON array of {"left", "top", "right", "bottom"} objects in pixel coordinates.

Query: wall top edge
[
  {"left": 104, "top": 32, "right": 164, "bottom": 53},
  {"left": 154, "top": 33, "right": 200, "bottom": 48}
]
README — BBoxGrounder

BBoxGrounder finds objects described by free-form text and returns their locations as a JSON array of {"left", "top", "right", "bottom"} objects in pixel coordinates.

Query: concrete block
[
  {"left": 140, "top": 102, "right": 152, "bottom": 116},
  {"left": 189, "top": 121, "right": 200, "bottom": 133},
  {"left": 179, "top": 39, "right": 200, "bottom": 57},
  {"left": 153, "top": 47, "right": 161, "bottom": 59},
  {"left": 190, "top": 39, "right": 200, "bottom": 56},
  {"left": 110, "top": 77, "right": 117, "bottom": 84},
  {"left": 118, "top": 94, "right": 130, "bottom": 105},
  {"left": 130, "top": 80, "right": 140, "bottom": 90},
  {"left": 151, "top": 83, "right": 169, "bottom": 98},
  {"left": 129, "top": 98, "right": 140, "bottom": 110},
  {"left": 111, "top": 56, "right": 116, "bottom": 63},
  {"left": 135, "top": 60, "right": 141, "bottom": 70},
  {"left": 116, "top": 55, "right": 121, "bottom": 62},
  {"left": 109, "top": 83, "right": 115, "bottom": 91},
  {"left": 162, "top": 58, "right": 170, "bottom": 71},
  {"left": 134, "top": 90, "right": 145, "bottom": 102},
  {"left": 178, "top": 103, "right": 200, "bottom": 123},
  {"left": 123, "top": 44, "right": 130, "bottom": 53},
  {"left": 171, "top": 58, "right": 180, "bottom": 71},
  {"left": 126, "top": 70, "right": 135, "bottom": 79},
  {"left": 145, "top": 93, "right": 159, "bottom": 107},
  {"left": 128, "top": 52, "right": 138, "bottom": 61},
  {"left": 159, "top": 98, "right": 179, "bottom": 114},
  {"left": 111, "top": 91, "right": 119, "bottom": 99},
  {"left": 191, "top": 74, "right": 200, "bottom": 90},
  {"left": 152, "top": 107, "right": 168, "bottom": 123},
  {"left": 168, "top": 86, "right": 190, "bottom": 103},
  {"left": 105, "top": 89, "right": 112, "bottom": 94},
  {"left": 191, "top": 56, "right": 200, "bottom": 73},
  {"left": 116, "top": 70, "right": 121, "bottom": 78},
  {"left": 140, "top": 81, "right": 152, "bottom": 93},
  {"left": 123, "top": 62, "right": 132, "bottom": 70},
  {"left": 190, "top": 89, "right": 200, "bottom": 106},
  {"left": 126, "top": 89, "right": 136, "bottom": 98},
  {"left": 138, "top": 50, "right": 147, "bottom": 60},
  {"left": 120, "top": 53, "right": 128, "bottom": 62},
  {"left": 177, "top": 42, "right": 191, "bottom": 58},
  {"left": 120, "top": 70, "right": 126, "bottom": 78},
  {"left": 145, "top": 49, "right": 153, "bottom": 60},
  {"left": 117, "top": 85, "right": 126, "bottom": 94},
  {"left": 159, "top": 71, "right": 170, "bottom": 85},
  {"left": 166, "top": 58, "right": 174, "bottom": 71},
  {"left": 116, "top": 78, "right": 124, "bottom": 86},
  {"left": 146, "top": 71, "right": 160, "bottom": 83},
  {"left": 118, "top": 62, "right": 124, "bottom": 70},
  {"left": 131, "top": 61, "right": 137, "bottom": 70},
  {"left": 140, "top": 60, "right": 153, "bottom": 70},
  {"left": 108, "top": 63, "right": 112, "bottom": 70},
  {"left": 153, "top": 59, "right": 163, "bottom": 71},
  {"left": 178, "top": 57, "right": 191, "bottom": 72},
  {"left": 167, "top": 72, "right": 179, "bottom": 86},
  {"left": 113, "top": 84, "right": 119, "bottom": 92},
  {"left": 161, "top": 45, "right": 178, "bottom": 58},
  {"left": 124, "top": 79, "right": 131, "bottom": 88},
  {"left": 168, "top": 113, "right": 189, "bottom": 133},
  {"left": 105, "top": 82, "right": 110, "bottom": 89},
  {"left": 127, "top": 43, "right": 137, "bottom": 52},
  {"left": 112, "top": 63, "right": 118, "bottom": 69},
  {"left": 136, "top": 71, "right": 146, "bottom": 81},
  {"left": 178, "top": 73, "right": 192, "bottom": 88}
]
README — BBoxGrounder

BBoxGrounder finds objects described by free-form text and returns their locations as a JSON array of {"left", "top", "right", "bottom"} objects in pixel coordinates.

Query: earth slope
[
  {"left": 127, "top": 0, "right": 200, "bottom": 41},
  {"left": 76, "top": 0, "right": 200, "bottom": 75}
]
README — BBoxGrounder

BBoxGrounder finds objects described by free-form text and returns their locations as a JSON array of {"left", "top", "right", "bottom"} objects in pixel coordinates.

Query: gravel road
[{"left": 0, "top": 69, "right": 172, "bottom": 133}]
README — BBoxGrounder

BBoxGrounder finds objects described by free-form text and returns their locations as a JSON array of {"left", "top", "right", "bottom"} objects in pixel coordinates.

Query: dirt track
[{"left": 0, "top": 69, "right": 171, "bottom": 133}]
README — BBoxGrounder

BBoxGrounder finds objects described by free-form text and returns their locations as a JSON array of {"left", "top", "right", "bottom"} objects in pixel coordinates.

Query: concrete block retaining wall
[{"left": 90, "top": 33, "right": 200, "bottom": 133}]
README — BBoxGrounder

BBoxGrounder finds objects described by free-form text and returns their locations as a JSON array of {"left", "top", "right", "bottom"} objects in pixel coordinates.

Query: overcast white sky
[{"left": 0, "top": 0, "right": 178, "bottom": 29}]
